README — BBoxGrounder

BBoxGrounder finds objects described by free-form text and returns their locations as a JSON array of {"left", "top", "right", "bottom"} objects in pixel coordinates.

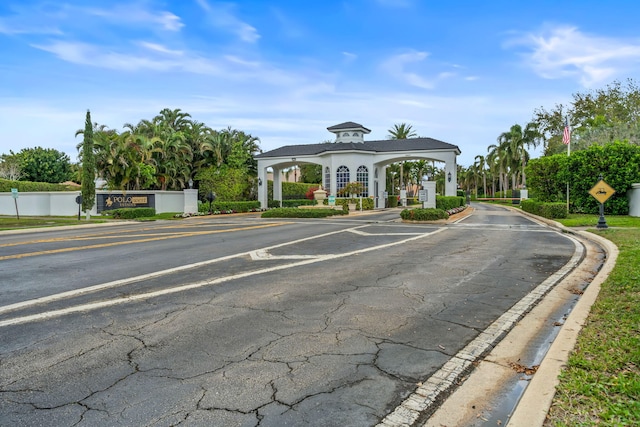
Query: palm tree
[
  {"left": 496, "top": 122, "right": 540, "bottom": 188},
  {"left": 486, "top": 143, "right": 505, "bottom": 196},
  {"left": 387, "top": 123, "right": 417, "bottom": 140},
  {"left": 474, "top": 155, "right": 487, "bottom": 197},
  {"left": 387, "top": 123, "right": 418, "bottom": 191}
]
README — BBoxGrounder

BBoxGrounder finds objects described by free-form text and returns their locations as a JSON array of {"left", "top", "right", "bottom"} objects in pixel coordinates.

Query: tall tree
[
  {"left": 81, "top": 110, "right": 96, "bottom": 215},
  {"left": 387, "top": 123, "right": 417, "bottom": 139},
  {"left": 12, "top": 147, "right": 72, "bottom": 183},
  {"left": 387, "top": 123, "right": 417, "bottom": 191},
  {"left": 496, "top": 122, "right": 540, "bottom": 188}
]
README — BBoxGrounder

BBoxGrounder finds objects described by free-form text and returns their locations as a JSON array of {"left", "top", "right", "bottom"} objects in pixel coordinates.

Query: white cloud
[
  {"left": 85, "top": 4, "right": 184, "bottom": 32},
  {"left": 507, "top": 25, "right": 640, "bottom": 87},
  {"left": 138, "top": 41, "right": 184, "bottom": 56},
  {"left": 381, "top": 51, "right": 433, "bottom": 89},
  {"left": 342, "top": 51, "right": 357, "bottom": 62},
  {"left": 196, "top": 0, "right": 260, "bottom": 43}
]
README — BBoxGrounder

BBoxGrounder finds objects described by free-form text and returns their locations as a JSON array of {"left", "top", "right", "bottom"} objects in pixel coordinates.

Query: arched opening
[
  {"left": 336, "top": 165, "right": 350, "bottom": 194},
  {"left": 357, "top": 165, "right": 369, "bottom": 197}
]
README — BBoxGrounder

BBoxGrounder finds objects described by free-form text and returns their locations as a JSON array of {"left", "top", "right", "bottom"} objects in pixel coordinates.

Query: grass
[
  {"left": 0, "top": 216, "right": 109, "bottom": 230},
  {"left": 558, "top": 214, "right": 640, "bottom": 228},
  {"left": 545, "top": 224, "right": 640, "bottom": 426},
  {"left": 0, "top": 212, "right": 183, "bottom": 230}
]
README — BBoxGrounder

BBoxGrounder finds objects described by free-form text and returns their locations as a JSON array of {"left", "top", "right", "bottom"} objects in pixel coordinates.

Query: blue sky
[{"left": 2, "top": 0, "right": 640, "bottom": 167}]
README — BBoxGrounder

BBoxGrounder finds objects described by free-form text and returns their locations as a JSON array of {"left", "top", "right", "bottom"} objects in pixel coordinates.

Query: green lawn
[
  {"left": 546, "top": 220, "right": 640, "bottom": 426},
  {"left": 559, "top": 214, "right": 640, "bottom": 228},
  {"left": 0, "top": 212, "right": 182, "bottom": 230},
  {"left": 0, "top": 216, "right": 109, "bottom": 230}
]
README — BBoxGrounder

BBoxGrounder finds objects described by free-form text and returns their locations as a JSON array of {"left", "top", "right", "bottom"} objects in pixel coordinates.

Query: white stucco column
[
  {"left": 258, "top": 166, "right": 268, "bottom": 209},
  {"left": 273, "top": 167, "right": 282, "bottom": 206},
  {"left": 444, "top": 154, "right": 457, "bottom": 197},
  {"left": 183, "top": 189, "right": 198, "bottom": 214}
]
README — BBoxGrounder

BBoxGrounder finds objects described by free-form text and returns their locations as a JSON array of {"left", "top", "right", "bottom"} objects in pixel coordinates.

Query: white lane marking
[
  {"left": 0, "top": 225, "right": 366, "bottom": 316},
  {"left": 249, "top": 250, "right": 320, "bottom": 260},
  {"left": 348, "top": 229, "right": 425, "bottom": 236},
  {"left": 0, "top": 227, "right": 446, "bottom": 327}
]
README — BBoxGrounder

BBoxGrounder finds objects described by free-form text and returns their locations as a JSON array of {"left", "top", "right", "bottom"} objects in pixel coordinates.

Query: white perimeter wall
[{"left": 0, "top": 190, "right": 198, "bottom": 216}]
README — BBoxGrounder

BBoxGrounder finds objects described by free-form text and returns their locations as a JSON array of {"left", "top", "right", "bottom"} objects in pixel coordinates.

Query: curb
[{"left": 506, "top": 223, "right": 618, "bottom": 426}]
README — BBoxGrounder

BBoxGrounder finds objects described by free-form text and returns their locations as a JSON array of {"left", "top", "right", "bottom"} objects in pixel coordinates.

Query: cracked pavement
[{"left": 0, "top": 205, "right": 578, "bottom": 426}]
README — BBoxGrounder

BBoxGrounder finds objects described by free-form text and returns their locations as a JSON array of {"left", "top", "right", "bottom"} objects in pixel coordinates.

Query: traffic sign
[
  {"left": 11, "top": 188, "right": 18, "bottom": 199},
  {"left": 589, "top": 180, "right": 615, "bottom": 204}
]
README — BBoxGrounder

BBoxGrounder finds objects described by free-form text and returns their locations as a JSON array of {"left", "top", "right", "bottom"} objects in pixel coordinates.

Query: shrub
[
  {"left": 436, "top": 196, "right": 465, "bottom": 210},
  {"left": 261, "top": 208, "right": 346, "bottom": 218},
  {"left": 282, "top": 199, "right": 316, "bottom": 208},
  {"left": 198, "top": 200, "right": 261, "bottom": 213},
  {"left": 106, "top": 207, "right": 156, "bottom": 219},
  {"left": 521, "top": 199, "right": 567, "bottom": 219},
  {"left": 0, "top": 178, "right": 71, "bottom": 192},
  {"left": 305, "top": 186, "right": 320, "bottom": 200},
  {"left": 400, "top": 208, "right": 449, "bottom": 221}
]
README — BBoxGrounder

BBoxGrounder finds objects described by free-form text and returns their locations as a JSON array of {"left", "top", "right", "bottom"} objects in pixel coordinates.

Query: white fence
[{"left": 0, "top": 190, "right": 198, "bottom": 217}]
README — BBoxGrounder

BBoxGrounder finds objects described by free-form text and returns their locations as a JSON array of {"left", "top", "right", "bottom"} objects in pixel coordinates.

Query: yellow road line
[
  {"left": 0, "top": 223, "right": 283, "bottom": 261},
  {"left": 0, "top": 223, "right": 265, "bottom": 248}
]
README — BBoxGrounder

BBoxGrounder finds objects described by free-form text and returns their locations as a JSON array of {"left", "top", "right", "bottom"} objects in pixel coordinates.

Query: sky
[{"left": 2, "top": 0, "right": 640, "bottom": 167}]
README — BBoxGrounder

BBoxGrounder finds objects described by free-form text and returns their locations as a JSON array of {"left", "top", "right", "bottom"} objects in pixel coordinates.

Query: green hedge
[
  {"left": 282, "top": 199, "right": 316, "bottom": 207},
  {"left": 335, "top": 197, "right": 374, "bottom": 211},
  {"left": 400, "top": 208, "right": 449, "bottom": 221},
  {"left": 526, "top": 141, "right": 640, "bottom": 214},
  {"left": 521, "top": 199, "right": 567, "bottom": 219},
  {"left": 198, "top": 200, "right": 261, "bottom": 213},
  {"left": 106, "top": 207, "right": 156, "bottom": 219},
  {"left": 0, "top": 178, "right": 73, "bottom": 192},
  {"left": 436, "top": 196, "right": 465, "bottom": 210},
  {"left": 261, "top": 208, "right": 346, "bottom": 218}
]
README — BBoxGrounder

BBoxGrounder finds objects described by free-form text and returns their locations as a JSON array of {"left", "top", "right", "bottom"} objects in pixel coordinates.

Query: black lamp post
[
  {"left": 75, "top": 194, "right": 82, "bottom": 220},
  {"left": 206, "top": 191, "right": 216, "bottom": 215}
]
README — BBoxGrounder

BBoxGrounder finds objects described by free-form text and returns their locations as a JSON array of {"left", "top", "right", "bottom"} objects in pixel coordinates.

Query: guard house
[{"left": 255, "top": 121, "right": 461, "bottom": 209}]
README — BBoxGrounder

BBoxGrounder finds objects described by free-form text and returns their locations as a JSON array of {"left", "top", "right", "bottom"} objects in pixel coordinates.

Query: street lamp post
[{"left": 206, "top": 191, "right": 216, "bottom": 215}]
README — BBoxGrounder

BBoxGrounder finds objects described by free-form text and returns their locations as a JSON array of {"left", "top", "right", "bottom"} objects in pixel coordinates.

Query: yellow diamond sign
[{"left": 589, "top": 180, "right": 615, "bottom": 204}]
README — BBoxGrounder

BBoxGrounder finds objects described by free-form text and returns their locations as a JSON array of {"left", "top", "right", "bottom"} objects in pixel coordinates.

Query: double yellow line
[{"left": 0, "top": 223, "right": 284, "bottom": 261}]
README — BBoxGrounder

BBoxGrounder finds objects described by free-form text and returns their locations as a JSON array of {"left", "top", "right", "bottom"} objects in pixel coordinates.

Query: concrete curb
[
  {"left": 483, "top": 204, "right": 619, "bottom": 426},
  {"left": 506, "top": 225, "right": 619, "bottom": 426}
]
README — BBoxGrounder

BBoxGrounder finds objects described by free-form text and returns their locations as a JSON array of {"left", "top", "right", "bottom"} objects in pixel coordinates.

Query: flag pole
[{"left": 564, "top": 116, "right": 571, "bottom": 212}]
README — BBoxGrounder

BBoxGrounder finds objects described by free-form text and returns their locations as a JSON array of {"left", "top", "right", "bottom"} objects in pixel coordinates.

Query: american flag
[{"left": 563, "top": 118, "right": 571, "bottom": 145}]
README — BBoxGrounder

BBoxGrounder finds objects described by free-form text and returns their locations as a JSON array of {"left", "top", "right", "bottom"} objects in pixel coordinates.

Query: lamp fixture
[
  {"left": 188, "top": 178, "right": 193, "bottom": 189},
  {"left": 447, "top": 172, "right": 452, "bottom": 183},
  {"left": 258, "top": 178, "right": 262, "bottom": 186}
]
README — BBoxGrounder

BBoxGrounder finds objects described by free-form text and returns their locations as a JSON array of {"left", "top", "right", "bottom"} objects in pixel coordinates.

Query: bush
[
  {"left": 305, "top": 186, "right": 320, "bottom": 200},
  {"left": 521, "top": 199, "right": 567, "bottom": 219},
  {"left": 0, "top": 178, "right": 71, "bottom": 192},
  {"left": 261, "top": 208, "right": 346, "bottom": 218},
  {"left": 198, "top": 200, "right": 261, "bottom": 213},
  {"left": 334, "top": 197, "right": 374, "bottom": 212},
  {"left": 106, "top": 207, "right": 156, "bottom": 219},
  {"left": 282, "top": 199, "right": 316, "bottom": 208},
  {"left": 388, "top": 195, "right": 398, "bottom": 208},
  {"left": 436, "top": 196, "right": 465, "bottom": 210},
  {"left": 400, "top": 208, "right": 449, "bottom": 221}
]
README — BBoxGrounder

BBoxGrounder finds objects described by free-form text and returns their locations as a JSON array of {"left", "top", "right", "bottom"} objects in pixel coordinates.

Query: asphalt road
[{"left": 0, "top": 204, "right": 578, "bottom": 426}]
